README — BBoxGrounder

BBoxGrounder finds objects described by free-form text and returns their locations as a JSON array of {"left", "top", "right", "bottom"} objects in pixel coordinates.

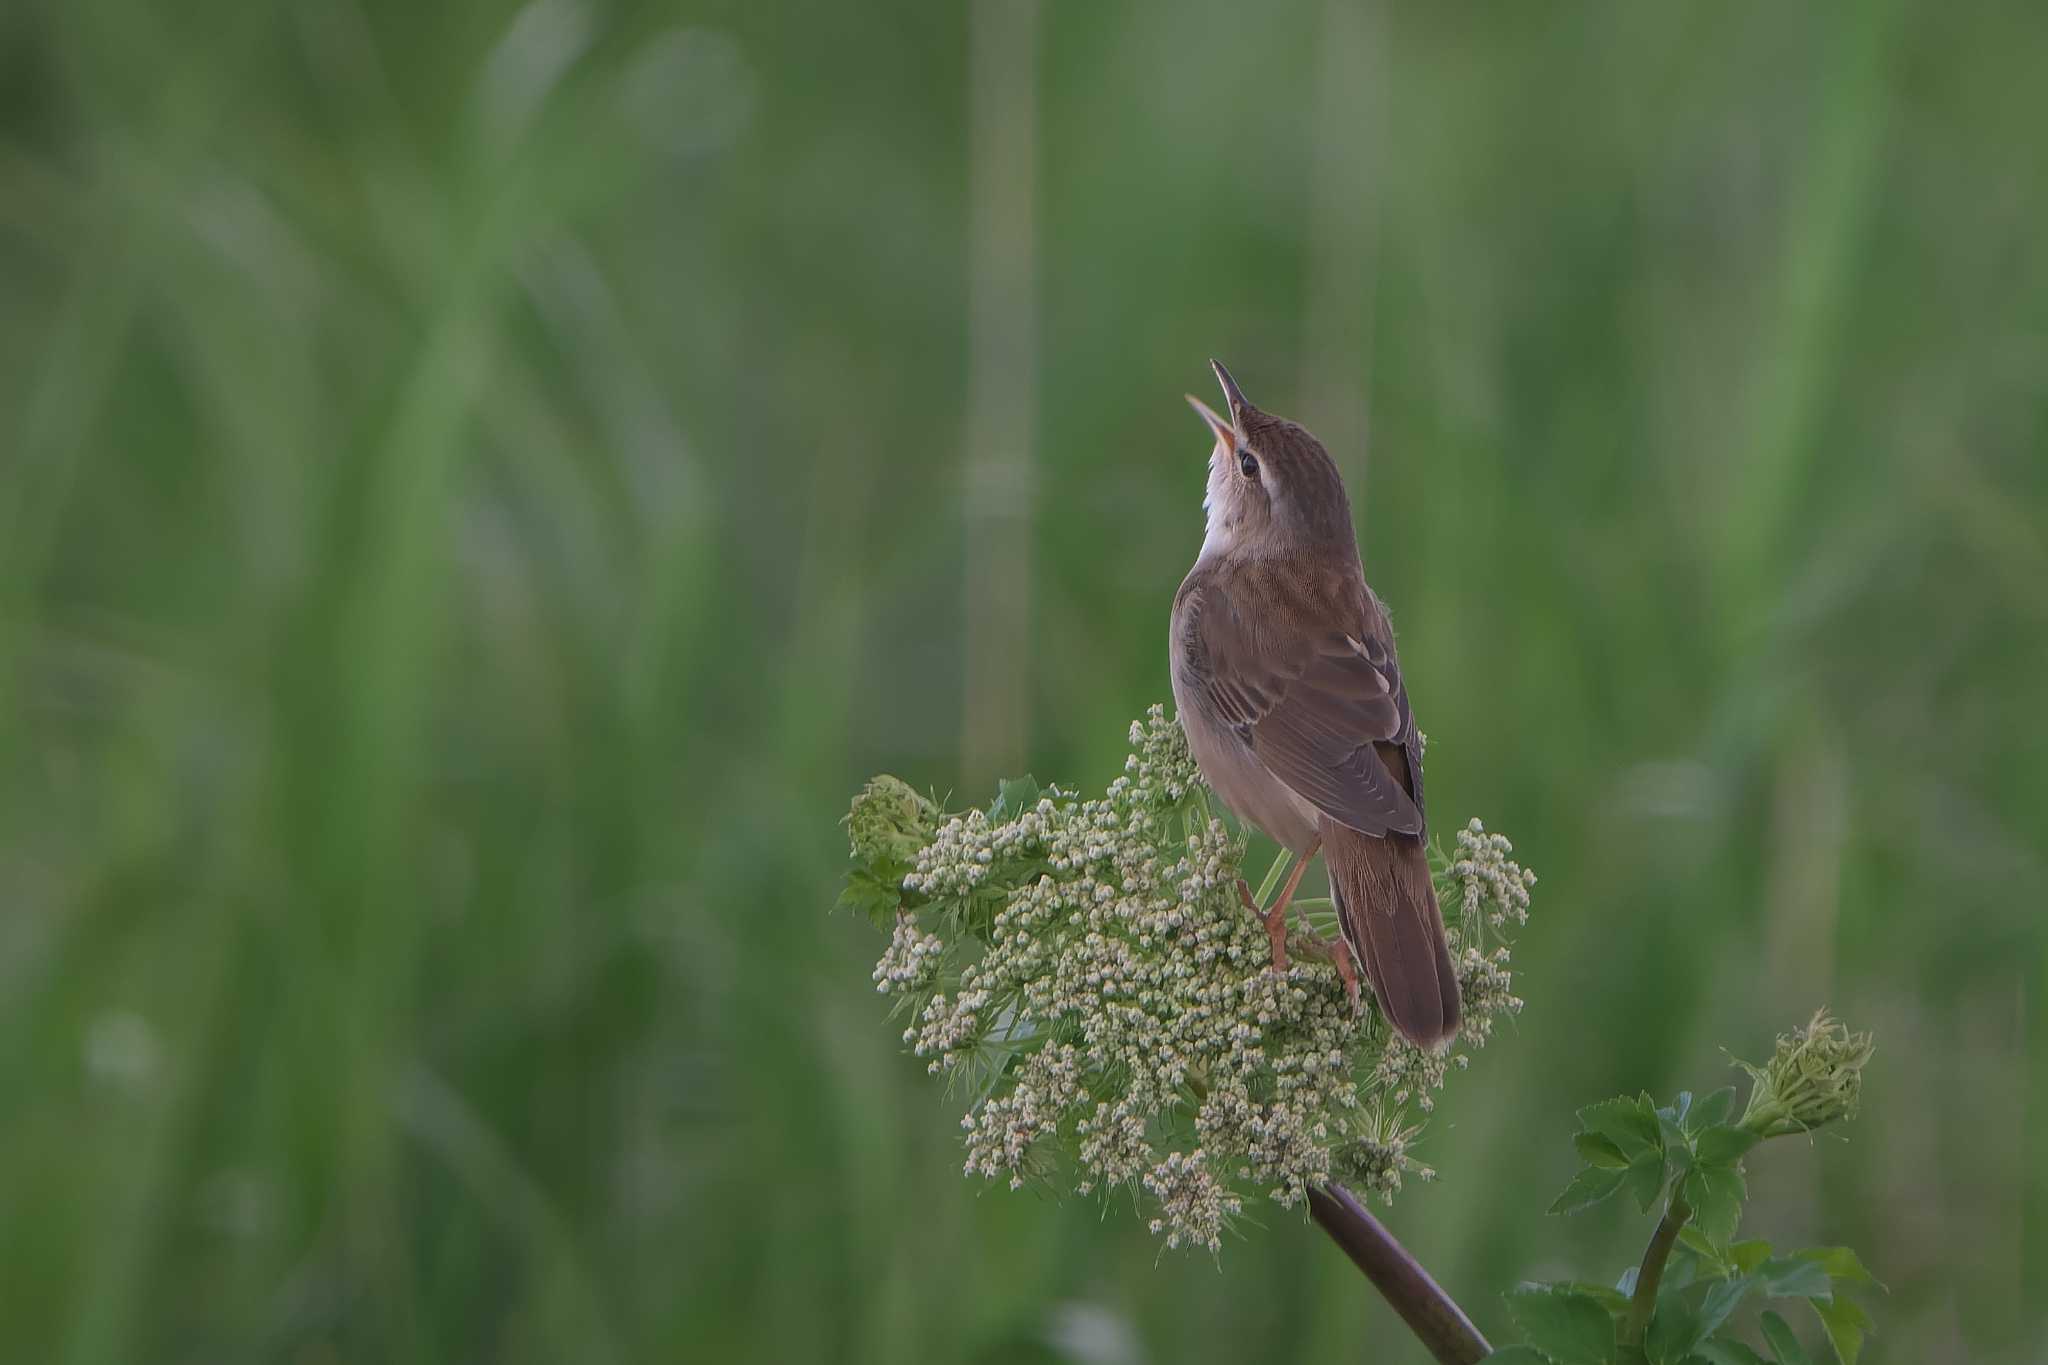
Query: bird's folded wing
[{"left": 1183, "top": 577, "right": 1424, "bottom": 838}]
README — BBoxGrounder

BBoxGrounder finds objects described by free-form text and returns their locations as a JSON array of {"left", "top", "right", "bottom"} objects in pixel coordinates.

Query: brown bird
[{"left": 1169, "top": 361, "right": 1459, "bottom": 1051}]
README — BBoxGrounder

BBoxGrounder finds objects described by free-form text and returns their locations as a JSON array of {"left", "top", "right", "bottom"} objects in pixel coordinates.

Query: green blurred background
[{"left": 4, "top": 0, "right": 2045, "bottom": 1360}]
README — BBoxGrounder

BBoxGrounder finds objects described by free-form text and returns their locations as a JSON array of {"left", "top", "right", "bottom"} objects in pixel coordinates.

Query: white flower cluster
[
  {"left": 873, "top": 913, "right": 944, "bottom": 992},
  {"left": 853, "top": 706, "right": 1540, "bottom": 1256},
  {"left": 1449, "top": 817, "right": 1535, "bottom": 930}
]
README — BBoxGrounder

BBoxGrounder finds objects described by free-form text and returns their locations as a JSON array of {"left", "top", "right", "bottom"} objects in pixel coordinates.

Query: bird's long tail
[{"left": 1323, "top": 819, "right": 1460, "bottom": 1051}]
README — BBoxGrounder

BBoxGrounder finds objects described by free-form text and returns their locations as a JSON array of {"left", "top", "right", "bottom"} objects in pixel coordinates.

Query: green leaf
[
  {"left": 1645, "top": 1285, "right": 1704, "bottom": 1365},
  {"left": 987, "top": 775, "right": 1041, "bottom": 821},
  {"left": 1727, "top": 1240, "right": 1774, "bottom": 1276},
  {"left": 1792, "top": 1247, "right": 1883, "bottom": 1292},
  {"left": 1683, "top": 1165, "right": 1746, "bottom": 1247},
  {"left": 1658, "top": 1113, "right": 1695, "bottom": 1170},
  {"left": 1576, "top": 1131, "right": 1631, "bottom": 1169},
  {"left": 1694, "top": 1124, "right": 1761, "bottom": 1165},
  {"left": 1557, "top": 1282, "right": 1631, "bottom": 1314},
  {"left": 1693, "top": 1338, "right": 1771, "bottom": 1365},
  {"left": 837, "top": 869, "right": 905, "bottom": 929},
  {"left": 1687, "top": 1088, "right": 1737, "bottom": 1133},
  {"left": 1696, "top": 1274, "right": 1756, "bottom": 1341},
  {"left": 1504, "top": 1285, "right": 1620, "bottom": 1365},
  {"left": 1759, "top": 1311, "right": 1813, "bottom": 1365},
  {"left": 1677, "top": 1226, "right": 1730, "bottom": 1276},
  {"left": 1660, "top": 1246, "right": 1702, "bottom": 1293},
  {"left": 1626, "top": 1150, "right": 1668, "bottom": 1212},
  {"left": 1808, "top": 1294, "right": 1873, "bottom": 1365},
  {"left": 1484, "top": 1350, "right": 1555, "bottom": 1365},
  {"left": 1579, "top": 1096, "right": 1665, "bottom": 1162},
  {"left": 1760, "top": 1258, "right": 1833, "bottom": 1301},
  {"left": 1551, "top": 1164, "right": 1628, "bottom": 1215}
]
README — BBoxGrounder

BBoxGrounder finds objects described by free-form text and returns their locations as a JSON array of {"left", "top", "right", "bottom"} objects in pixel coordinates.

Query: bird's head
[{"left": 1186, "top": 360, "right": 1356, "bottom": 561}]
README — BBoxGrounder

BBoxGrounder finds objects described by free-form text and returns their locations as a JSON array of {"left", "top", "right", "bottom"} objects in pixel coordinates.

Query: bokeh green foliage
[{"left": 2, "top": 0, "right": 2045, "bottom": 1362}]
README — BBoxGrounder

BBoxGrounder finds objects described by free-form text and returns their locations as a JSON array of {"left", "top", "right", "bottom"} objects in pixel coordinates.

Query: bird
[{"left": 1169, "top": 360, "right": 1460, "bottom": 1051}]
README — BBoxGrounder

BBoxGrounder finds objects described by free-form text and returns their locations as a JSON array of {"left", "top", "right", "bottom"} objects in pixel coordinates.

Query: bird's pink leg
[{"left": 1237, "top": 838, "right": 1321, "bottom": 975}]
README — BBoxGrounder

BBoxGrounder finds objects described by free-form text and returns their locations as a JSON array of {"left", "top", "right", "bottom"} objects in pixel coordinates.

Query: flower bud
[
  {"left": 1737, "top": 1009, "right": 1874, "bottom": 1138},
  {"left": 845, "top": 775, "right": 938, "bottom": 867}
]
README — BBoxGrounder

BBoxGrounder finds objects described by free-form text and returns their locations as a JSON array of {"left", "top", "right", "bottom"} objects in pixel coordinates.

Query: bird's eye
[{"left": 1238, "top": 450, "right": 1259, "bottom": 480}]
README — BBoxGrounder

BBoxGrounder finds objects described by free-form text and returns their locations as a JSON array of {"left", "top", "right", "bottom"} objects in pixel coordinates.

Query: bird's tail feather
[{"left": 1323, "top": 819, "right": 1460, "bottom": 1051}]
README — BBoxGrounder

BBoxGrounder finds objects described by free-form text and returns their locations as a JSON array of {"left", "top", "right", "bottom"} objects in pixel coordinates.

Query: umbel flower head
[
  {"left": 839, "top": 706, "right": 1539, "bottom": 1256},
  {"left": 1736, "top": 1008, "right": 1875, "bottom": 1138}
]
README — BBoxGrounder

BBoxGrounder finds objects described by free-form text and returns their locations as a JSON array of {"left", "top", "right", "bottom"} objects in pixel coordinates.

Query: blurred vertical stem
[
  {"left": 1308, "top": 1183, "right": 1491, "bottom": 1365},
  {"left": 959, "top": 0, "right": 1039, "bottom": 787},
  {"left": 1714, "top": 0, "right": 1902, "bottom": 639},
  {"left": 1298, "top": 0, "right": 1383, "bottom": 468}
]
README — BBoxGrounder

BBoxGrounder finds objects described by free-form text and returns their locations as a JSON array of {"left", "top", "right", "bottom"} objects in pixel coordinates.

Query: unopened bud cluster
[
  {"left": 844, "top": 705, "right": 1540, "bottom": 1256},
  {"left": 1738, "top": 1008, "right": 1874, "bottom": 1138}
]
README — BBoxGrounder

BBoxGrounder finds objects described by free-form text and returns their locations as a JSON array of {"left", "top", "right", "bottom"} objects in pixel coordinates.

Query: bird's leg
[
  {"left": 1332, "top": 936, "right": 1362, "bottom": 1012},
  {"left": 1235, "top": 839, "right": 1320, "bottom": 975},
  {"left": 1234, "top": 879, "right": 1286, "bottom": 972}
]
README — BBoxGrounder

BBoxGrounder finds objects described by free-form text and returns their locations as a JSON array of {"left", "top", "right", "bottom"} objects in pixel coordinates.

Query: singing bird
[{"left": 1170, "top": 361, "right": 1459, "bottom": 1051}]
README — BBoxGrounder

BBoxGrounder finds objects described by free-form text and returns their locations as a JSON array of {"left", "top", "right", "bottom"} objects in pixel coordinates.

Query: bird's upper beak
[
  {"left": 1209, "top": 359, "right": 1253, "bottom": 429},
  {"left": 1184, "top": 392, "right": 1235, "bottom": 452}
]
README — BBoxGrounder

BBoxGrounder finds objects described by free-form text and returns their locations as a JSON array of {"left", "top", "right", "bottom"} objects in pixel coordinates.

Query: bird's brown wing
[{"left": 1179, "top": 569, "right": 1424, "bottom": 837}]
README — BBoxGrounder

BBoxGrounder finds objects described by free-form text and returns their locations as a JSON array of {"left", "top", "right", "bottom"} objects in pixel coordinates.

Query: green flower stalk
[
  {"left": 840, "top": 706, "right": 1539, "bottom": 1255},
  {"left": 1736, "top": 1008, "right": 1876, "bottom": 1138}
]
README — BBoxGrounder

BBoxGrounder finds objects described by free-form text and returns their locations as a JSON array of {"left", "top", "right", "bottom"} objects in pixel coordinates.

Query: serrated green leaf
[
  {"left": 1576, "top": 1131, "right": 1631, "bottom": 1169},
  {"left": 1627, "top": 1151, "right": 1668, "bottom": 1212},
  {"left": 1645, "top": 1284, "right": 1704, "bottom": 1365},
  {"left": 1683, "top": 1165, "right": 1746, "bottom": 1247},
  {"left": 1727, "top": 1240, "right": 1774, "bottom": 1276},
  {"left": 837, "top": 869, "right": 905, "bottom": 929},
  {"left": 1484, "top": 1349, "right": 1555, "bottom": 1365},
  {"left": 1552, "top": 1164, "right": 1628, "bottom": 1215},
  {"left": 1504, "top": 1285, "right": 1619, "bottom": 1365},
  {"left": 1659, "top": 1113, "right": 1695, "bottom": 1169},
  {"left": 1808, "top": 1294, "right": 1872, "bottom": 1365},
  {"left": 1580, "top": 1096, "right": 1665, "bottom": 1162},
  {"left": 1759, "top": 1311, "right": 1813, "bottom": 1365},
  {"left": 1792, "top": 1247, "right": 1883, "bottom": 1292},
  {"left": 1693, "top": 1338, "right": 1771, "bottom": 1365},
  {"left": 1695, "top": 1125, "right": 1761, "bottom": 1166},
  {"left": 1760, "top": 1258, "right": 1832, "bottom": 1301},
  {"left": 1662, "top": 1246, "right": 1702, "bottom": 1294},
  {"left": 1556, "top": 1282, "right": 1632, "bottom": 1314},
  {"left": 1687, "top": 1088, "right": 1737, "bottom": 1133},
  {"left": 1678, "top": 1225, "right": 1731, "bottom": 1276},
  {"left": 1697, "top": 1275, "right": 1756, "bottom": 1341}
]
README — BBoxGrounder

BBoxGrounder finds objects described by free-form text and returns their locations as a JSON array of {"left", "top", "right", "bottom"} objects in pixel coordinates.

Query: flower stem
[
  {"left": 1307, "top": 1182, "right": 1491, "bottom": 1365},
  {"left": 1253, "top": 848, "right": 1295, "bottom": 905},
  {"left": 1622, "top": 1191, "right": 1693, "bottom": 1345}
]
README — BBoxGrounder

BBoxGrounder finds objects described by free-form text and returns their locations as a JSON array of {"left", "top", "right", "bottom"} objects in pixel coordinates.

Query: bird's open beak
[
  {"left": 1185, "top": 393, "right": 1235, "bottom": 452},
  {"left": 1209, "top": 359, "right": 1253, "bottom": 429}
]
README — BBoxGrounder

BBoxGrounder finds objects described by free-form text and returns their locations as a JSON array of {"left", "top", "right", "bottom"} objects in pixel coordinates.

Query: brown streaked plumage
[{"left": 1170, "top": 360, "right": 1459, "bottom": 1051}]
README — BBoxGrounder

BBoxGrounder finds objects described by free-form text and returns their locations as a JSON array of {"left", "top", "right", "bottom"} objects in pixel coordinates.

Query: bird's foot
[
  {"left": 1286, "top": 930, "right": 1365, "bottom": 1013},
  {"left": 1235, "top": 878, "right": 1290, "bottom": 973},
  {"left": 1235, "top": 841, "right": 1319, "bottom": 977}
]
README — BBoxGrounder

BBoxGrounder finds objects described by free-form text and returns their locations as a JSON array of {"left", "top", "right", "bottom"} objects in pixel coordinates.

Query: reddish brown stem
[{"left": 1307, "top": 1182, "right": 1492, "bottom": 1365}]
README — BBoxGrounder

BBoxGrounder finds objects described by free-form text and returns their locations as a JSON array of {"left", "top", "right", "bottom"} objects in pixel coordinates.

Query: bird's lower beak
[{"left": 1185, "top": 393, "right": 1235, "bottom": 451}]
